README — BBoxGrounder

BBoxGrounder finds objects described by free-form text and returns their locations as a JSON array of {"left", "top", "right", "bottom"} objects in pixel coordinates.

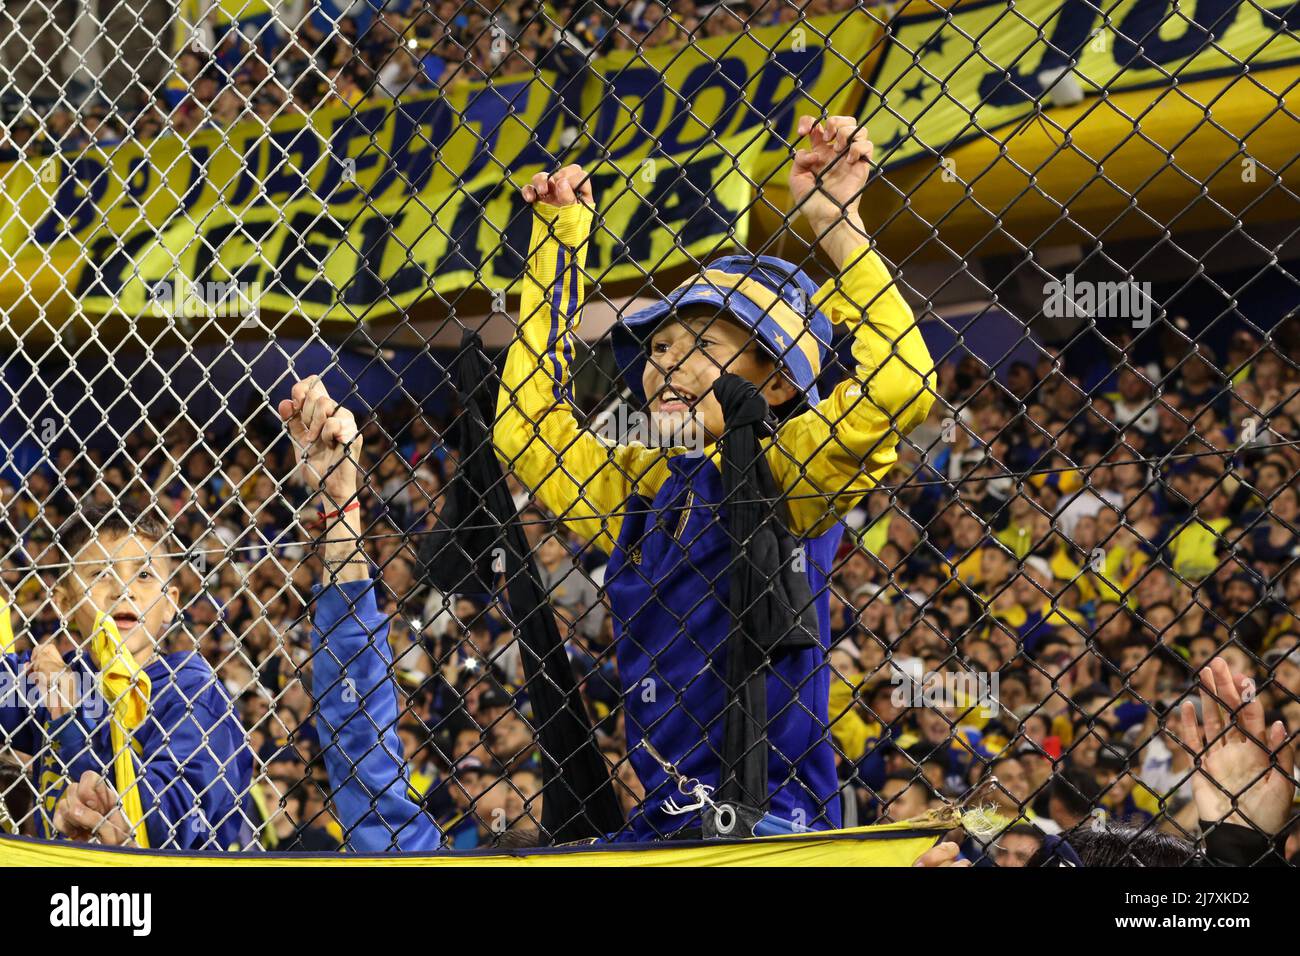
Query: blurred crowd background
[
  {"left": 1, "top": 317, "right": 1297, "bottom": 855},
  {"left": 1, "top": 0, "right": 868, "bottom": 158},
  {"left": 1, "top": 0, "right": 1297, "bottom": 861}
]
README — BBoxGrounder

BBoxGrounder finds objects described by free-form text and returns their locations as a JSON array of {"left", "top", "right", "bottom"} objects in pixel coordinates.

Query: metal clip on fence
[{"left": 641, "top": 739, "right": 799, "bottom": 839}]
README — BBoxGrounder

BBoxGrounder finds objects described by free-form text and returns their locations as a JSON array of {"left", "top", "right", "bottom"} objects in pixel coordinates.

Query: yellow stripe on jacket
[
  {"left": 0, "top": 599, "right": 14, "bottom": 654},
  {"left": 494, "top": 202, "right": 936, "bottom": 552}
]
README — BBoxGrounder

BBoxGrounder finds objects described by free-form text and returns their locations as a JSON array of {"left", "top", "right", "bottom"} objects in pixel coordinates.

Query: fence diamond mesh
[{"left": 0, "top": 0, "right": 1297, "bottom": 866}]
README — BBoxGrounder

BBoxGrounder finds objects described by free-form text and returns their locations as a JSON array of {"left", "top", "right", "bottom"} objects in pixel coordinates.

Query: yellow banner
[
  {"left": 0, "top": 823, "right": 942, "bottom": 867},
  {"left": 864, "top": 0, "right": 1300, "bottom": 168},
  {"left": 0, "top": 13, "right": 876, "bottom": 326}
]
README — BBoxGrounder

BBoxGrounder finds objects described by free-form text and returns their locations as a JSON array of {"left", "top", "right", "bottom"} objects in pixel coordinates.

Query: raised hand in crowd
[
  {"left": 278, "top": 375, "right": 365, "bottom": 584},
  {"left": 1178, "top": 657, "right": 1296, "bottom": 835}
]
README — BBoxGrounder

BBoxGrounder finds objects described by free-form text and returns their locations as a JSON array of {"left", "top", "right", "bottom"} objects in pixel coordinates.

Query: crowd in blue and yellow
[
  {"left": 824, "top": 328, "right": 1300, "bottom": 851},
  {"left": 2, "top": 0, "right": 865, "bottom": 161},
  {"left": 1, "top": 322, "right": 1297, "bottom": 856}
]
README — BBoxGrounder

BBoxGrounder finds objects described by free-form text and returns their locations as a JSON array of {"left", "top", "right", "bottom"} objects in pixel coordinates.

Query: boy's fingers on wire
[
  {"left": 301, "top": 379, "right": 336, "bottom": 444},
  {"left": 551, "top": 176, "right": 575, "bottom": 205},
  {"left": 1198, "top": 665, "right": 1227, "bottom": 749},
  {"left": 523, "top": 171, "right": 550, "bottom": 204},
  {"left": 322, "top": 409, "right": 358, "bottom": 450},
  {"left": 1269, "top": 720, "right": 1295, "bottom": 780},
  {"left": 290, "top": 374, "right": 319, "bottom": 411},
  {"left": 57, "top": 773, "right": 109, "bottom": 835},
  {"left": 848, "top": 126, "right": 873, "bottom": 165},
  {"left": 96, "top": 816, "right": 128, "bottom": 846},
  {"left": 556, "top": 164, "right": 593, "bottom": 202},
  {"left": 808, "top": 118, "right": 826, "bottom": 148},
  {"left": 29, "top": 639, "right": 61, "bottom": 675},
  {"left": 1179, "top": 699, "right": 1205, "bottom": 757},
  {"left": 1231, "top": 670, "right": 1266, "bottom": 742},
  {"left": 78, "top": 770, "right": 110, "bottom": 814},
  {"left": 52, "top": 792, "right": 90, "bottom": 840},
  {"left": 1210, "top": 657, "right": 1247, "bottom": 744},
  {"left": 284, "top": 379, "right": 320, "bottom": 447},
  {"left": 275, "top": 398, "right": 297, "bottom": 424},
  {"left": 825, "top": 115, "right": 853, "bottom": 153}
]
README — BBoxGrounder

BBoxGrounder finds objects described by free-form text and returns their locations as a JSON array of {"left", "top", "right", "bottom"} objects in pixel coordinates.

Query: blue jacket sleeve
[
  {"left": 310, "top": 579, "right": 441, "bottom": 852},
  {"left": 135, "top": 690, "right": 233, "bottom": 850}
]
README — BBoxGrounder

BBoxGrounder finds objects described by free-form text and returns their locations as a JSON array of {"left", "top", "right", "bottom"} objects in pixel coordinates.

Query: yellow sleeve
[
  {"left": 493, "top": 201, "right": 671, "bottom": 553},
  {"left": 768, "top": 242, "right": 936, "bottom": 537}
]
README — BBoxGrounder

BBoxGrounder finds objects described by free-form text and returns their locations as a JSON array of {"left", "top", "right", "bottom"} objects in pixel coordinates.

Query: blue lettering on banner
[{"left": 35, "top": 157, "right": 106, "bottom": 243}]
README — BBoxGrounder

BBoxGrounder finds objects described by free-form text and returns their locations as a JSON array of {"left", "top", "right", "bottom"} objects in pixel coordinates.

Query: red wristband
[{"left": 316, "top": 500, "right": 361, "bottom": 523}]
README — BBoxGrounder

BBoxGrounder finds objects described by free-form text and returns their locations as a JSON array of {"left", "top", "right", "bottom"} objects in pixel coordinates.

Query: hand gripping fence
[{"left": 0, "top": 0, "right": 1297, "bottom": 866}]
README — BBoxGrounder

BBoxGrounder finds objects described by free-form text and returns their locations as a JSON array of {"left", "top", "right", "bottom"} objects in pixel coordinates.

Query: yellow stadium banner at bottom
[{"left": 0, "top": 823, "right": 945, "bottom": 868}]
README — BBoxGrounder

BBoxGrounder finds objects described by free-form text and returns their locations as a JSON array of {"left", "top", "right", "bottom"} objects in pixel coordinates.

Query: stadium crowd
[
  {"left": 0, "top": 315, "right": 1297, "bottom": 861},
  {"left": 1, "top": 0, "right": 867, "bottom": 160}
]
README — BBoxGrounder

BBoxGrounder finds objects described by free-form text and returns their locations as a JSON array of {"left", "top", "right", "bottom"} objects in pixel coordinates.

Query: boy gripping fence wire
[
  {"left": 303, "top": 114, "right": 935, "bottom": 849},
  {"left": 495, "top": 114, "right": 935, "bottom": 840},
  {"left": 0, "top": 506, "right": 253, "bottom": 849}
]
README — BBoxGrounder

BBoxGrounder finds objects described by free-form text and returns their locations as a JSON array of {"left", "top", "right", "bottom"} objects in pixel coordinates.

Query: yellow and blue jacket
[{"left": 494, "top": 202, "right": 935, "bottom": 840}]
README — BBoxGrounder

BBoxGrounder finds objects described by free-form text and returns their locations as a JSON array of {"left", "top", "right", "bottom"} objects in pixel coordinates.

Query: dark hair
[
  {"left": 1119, "top": 633, "right": 1157, "bottom": 654},
  {"left": 454, "top": 762, "right": 493, "bottom": 783},
  {"left": 494, "top": 826, "right": 544, "bottom": 848},
  {"left": 999, "top": 670, "right": 1030, "bottom": 691},
  {"left": 1049, "top": 767, "right": 1103, "bottom": 819},
  {"left": 1051, "top": 824, "right": 1197, "bottom": 867},
  {"left": 1071, "top": 713, "right": 1113, "bottom": 738},
  {"left": 57, "top": 502, "right": 175, "bottom": 578},
  {"left": 1036, "top": 635, "right": 1072, "bottom": 658},
  {"left": 980, "top": 752, "right": 1022, "bottom": 780},
  {"left": 947, "top": 591, "right": 986, "bottom": 638},
  {"left": 1001, "top": 821, "right": 1046, "bottom": 847}
]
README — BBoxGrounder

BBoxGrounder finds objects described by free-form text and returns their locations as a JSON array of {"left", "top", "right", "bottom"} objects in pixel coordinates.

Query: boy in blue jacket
[
  {"left": 0, "top": 503, "right": 253, "bottom": 849},
  {"left": 296, "top": 112, "right": 934, "bottom": 849},
  {"left": 497, "top": 116, "right": 934, "bottom": 838}
]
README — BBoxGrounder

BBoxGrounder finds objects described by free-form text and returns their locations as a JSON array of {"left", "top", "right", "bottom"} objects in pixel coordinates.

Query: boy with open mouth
[
  {"left": 495, "top": 114, "right": 936, "bottom": 839},
  {"left": 296, "top": 116, "right": 935, "bottom": 849}
]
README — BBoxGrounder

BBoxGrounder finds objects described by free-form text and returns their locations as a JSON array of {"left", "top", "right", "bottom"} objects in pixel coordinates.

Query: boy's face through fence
[
  {"left": 642, "top": 312, "right": 798, "bottom": 444},
  {"left": 57, "top": 532, "right": 180, "bottom": 662}
]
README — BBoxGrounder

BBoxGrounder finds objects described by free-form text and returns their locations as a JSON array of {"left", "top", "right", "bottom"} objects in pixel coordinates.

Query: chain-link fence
[{"left": 0, "top": 0, "right": 1297, "bottom": 866}]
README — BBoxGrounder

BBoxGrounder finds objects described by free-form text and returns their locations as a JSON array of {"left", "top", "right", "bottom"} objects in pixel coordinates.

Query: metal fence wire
[{"left": 0, "top": 0, "right": 1297, "bottom": 866}]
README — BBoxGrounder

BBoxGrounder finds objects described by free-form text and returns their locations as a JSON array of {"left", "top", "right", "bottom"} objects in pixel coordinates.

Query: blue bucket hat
[{"left": 612, "top": 254, "right": 835, "bottom": 406}]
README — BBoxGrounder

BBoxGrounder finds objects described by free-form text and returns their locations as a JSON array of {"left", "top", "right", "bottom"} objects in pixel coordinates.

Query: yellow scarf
[
  {"left": 0, "top": 599, "right": 14, "bottom": 654},
  {"left": 89, "top": 613, "right": 152, "bottom": 849}
]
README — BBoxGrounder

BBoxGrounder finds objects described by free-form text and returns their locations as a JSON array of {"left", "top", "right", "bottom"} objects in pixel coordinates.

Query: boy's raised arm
[
  {"left": 494, "top": 167, "right": 666, "bottom": 553},
  {"left": 279, "top": 377, "right": 441, "bottom": 852},
  {"left": 770, "top": 118, "right": 937, "bottom": 537}
]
